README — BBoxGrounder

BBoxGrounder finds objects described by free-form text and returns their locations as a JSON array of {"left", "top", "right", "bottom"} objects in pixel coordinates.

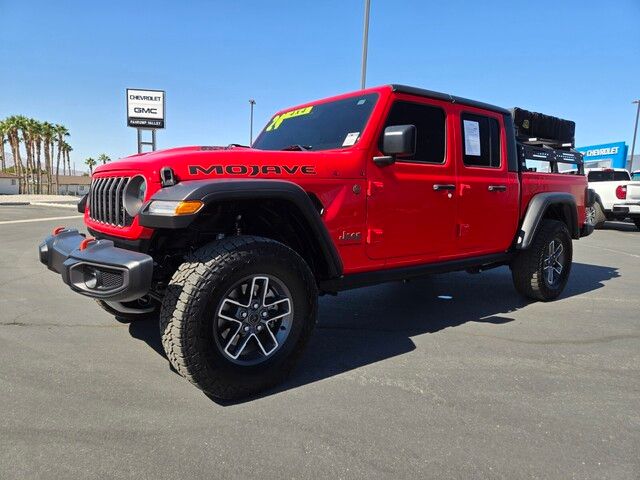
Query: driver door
[{"left": 365, "top": 96, "right": 458, "bottom": 262}]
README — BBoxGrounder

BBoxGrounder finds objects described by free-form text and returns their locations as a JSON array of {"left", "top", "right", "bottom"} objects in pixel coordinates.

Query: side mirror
[{"left": 374, "top": 125, "right": 416, "bottom": 166}]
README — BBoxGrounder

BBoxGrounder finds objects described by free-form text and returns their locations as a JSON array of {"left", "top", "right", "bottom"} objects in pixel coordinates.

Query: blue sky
[{"left": 1, "top": 0, "right": 639, "bottom": 171}]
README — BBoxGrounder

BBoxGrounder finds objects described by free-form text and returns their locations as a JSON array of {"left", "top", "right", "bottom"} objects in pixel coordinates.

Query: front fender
[{"left": 138, "top": 179, "right": 343, "bottom": 278}]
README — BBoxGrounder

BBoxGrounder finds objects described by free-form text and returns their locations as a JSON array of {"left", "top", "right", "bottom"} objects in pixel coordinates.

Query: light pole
[
  {"left": 630, "top": 100, "right": 640, "bottom": 171},
  {"left": 249, "top": 99, "right": 256, "bottom": 146},
  {"left": 360, "top": 0, "right": 371, "bottom": 89}
]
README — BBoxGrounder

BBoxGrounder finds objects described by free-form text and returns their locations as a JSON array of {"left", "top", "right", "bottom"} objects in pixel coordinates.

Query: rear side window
[
  {"left": 381, "top": 101, "right": 446, "bottom": 163},
  {"left": 587, "top": 170, "right": 630, "bottom": 182},
  {"left": 461, "top": 113, "right": 501, "bottom": 168}
]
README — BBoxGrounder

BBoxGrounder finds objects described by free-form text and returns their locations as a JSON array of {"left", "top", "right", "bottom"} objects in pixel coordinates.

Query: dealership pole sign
[{"left": 126, "top": 88, "right": 165, "bottom": 153}]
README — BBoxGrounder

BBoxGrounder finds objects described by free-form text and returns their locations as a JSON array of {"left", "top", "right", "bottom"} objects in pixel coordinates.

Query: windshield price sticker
[
  {"left": 342, "top": 132, "right": 360, "bottom": 146},
  {"left": 463, "top": 120, "right": 481, "bottom": 156},
  {"left": 266, "top": 106, "right": 314, "bottom": 131}
]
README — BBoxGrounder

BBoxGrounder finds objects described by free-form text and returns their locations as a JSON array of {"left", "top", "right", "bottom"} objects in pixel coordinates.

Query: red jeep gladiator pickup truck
[{"left": 40, "top": 85, "right": 594, "bottom": 399}]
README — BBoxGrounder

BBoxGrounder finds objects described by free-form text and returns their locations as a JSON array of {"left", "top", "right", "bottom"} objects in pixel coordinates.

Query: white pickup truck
[{"left": 587, "top": 168, "right": 640, "bottom": 229}]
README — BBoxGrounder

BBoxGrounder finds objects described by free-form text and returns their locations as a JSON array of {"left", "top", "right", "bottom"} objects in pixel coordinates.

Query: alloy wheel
[
  {"left": 542, "top": 239, "right": 565, "bottom": 287},
  {"left": 213, "top": 275, "right": 293, "bottom": 366}
]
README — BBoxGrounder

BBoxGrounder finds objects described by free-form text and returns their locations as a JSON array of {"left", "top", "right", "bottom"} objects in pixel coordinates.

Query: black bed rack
[{"left": 517, "top": 137, "right": 584, "bottom": 174}]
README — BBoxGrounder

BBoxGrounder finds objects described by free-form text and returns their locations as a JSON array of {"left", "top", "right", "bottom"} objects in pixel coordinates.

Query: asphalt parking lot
[{"left": 0, "top": 204, "right": 638, "bottom": 479}]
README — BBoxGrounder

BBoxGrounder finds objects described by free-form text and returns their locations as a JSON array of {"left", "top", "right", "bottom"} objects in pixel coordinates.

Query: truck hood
[{"left": 93, "top": 145, "right": 364, "bottom": 181}]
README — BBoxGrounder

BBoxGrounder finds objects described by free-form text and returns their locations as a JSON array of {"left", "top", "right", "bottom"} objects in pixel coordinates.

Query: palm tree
[
  {"left": 65, "top": 144, "right": 73, "bottom": 175},
  {"left": 16, "top": 116, "right": 35, "bottom": 194},
  {"left": 98, "top": 153, "right": 111, "bottom": 165},
  {"left": 0, "top": 120, "right": 7, "bottom": 172},
  {"left": 58, "top": 140, "right": 72, "bottom": 176},
  {"left": 32, "top": 120, "right": 45, "bottom": 193},
  {"left": 85, "top": 157, "right": 96, "bottom": 174},
  {"left": 27, "top": 118, "right": 43, "bottom": 193},
  {"left": 40, "top": 122, "right": 54, "bottom": 193},
  {"left": 54, "top": 124, "right": 69, "bottom": 187},
  {"left": 4, "top": 116, "right": 25, "bottom": 193}
]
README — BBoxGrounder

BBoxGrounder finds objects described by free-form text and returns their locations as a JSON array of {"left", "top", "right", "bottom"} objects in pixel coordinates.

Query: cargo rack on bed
[
  {"left": 511, "top": 107, "right": 584, "bottom": 174},
  {"left": 516, "top": 138, "right": 584, "bottom": 175}
]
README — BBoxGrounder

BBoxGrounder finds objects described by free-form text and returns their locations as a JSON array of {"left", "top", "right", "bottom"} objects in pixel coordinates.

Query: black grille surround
[{"left": 89, "top": 177, "right": 134, "bottom": 227}]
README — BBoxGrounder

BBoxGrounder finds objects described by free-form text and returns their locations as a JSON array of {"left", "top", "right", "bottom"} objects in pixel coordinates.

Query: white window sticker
[
  {"left": 463, "top": 120, "right": 481, "bottom": 156},
  {"left": 342, "top": 132, "right": 360, "bottom": 147}
]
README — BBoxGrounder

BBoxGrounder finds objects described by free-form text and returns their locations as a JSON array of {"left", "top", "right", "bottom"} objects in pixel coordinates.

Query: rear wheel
[
  {"left": 160, "top": 236, "right": 317, "bottom": 400},
  {"left": 633, "top": 218, "right": 640, "bottom": 230},
  {"left": 511, "top": 219, "right": 573, "bottom": 301},
  {"left": 591, "top": 202, "right": 606, "bottom": 229}
]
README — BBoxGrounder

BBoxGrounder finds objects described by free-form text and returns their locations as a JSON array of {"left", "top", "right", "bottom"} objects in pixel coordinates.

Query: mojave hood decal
[{"left": 188, "top": 164, "right": 317, "bottom": 176}]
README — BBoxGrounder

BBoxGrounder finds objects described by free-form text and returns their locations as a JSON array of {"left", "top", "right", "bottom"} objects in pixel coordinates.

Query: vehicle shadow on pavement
[
  {"left": 598, "top": 221, "right": 638, "bottom": 232},
  {"left": 126, "top": 262, "right": 619, "bottom": 405}
]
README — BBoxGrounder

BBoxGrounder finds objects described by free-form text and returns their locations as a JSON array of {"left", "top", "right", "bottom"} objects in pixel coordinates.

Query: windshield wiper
[{"left": 281, "top": 144, "right": 312, "bottom": 151}]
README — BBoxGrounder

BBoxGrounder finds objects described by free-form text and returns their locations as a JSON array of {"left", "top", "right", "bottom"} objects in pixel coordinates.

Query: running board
[{"left": 319, "top": 252, "right": 514, "bottom": 293}]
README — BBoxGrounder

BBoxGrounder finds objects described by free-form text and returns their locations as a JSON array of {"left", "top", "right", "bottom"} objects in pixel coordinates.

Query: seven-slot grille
[{"left": 89, "top": 176, "right": 134, "bottom": 227}]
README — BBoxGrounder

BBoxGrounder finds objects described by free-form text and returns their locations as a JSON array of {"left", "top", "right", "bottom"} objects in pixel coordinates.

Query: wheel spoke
[
  {"left": 553, "top": 243, "right": 564, "bottom": 256},
  {"left": 553, "top": 260, "right": 563, "bottom": 275},
  {"left": 264, "top": 298, "right": 291, "bottom": 323},
  {"left": 545, "top": 266, "right": 555, "bottom": 285},
  {"left": 218, "top": 299, "right": 245, "bottom": 324},
  {"left": 223, "top": 324, "right": 246, "bottom": 359},
  {"left": 254, "top": 329, "right": 278, "bottom": 356},
  {"left": 248, "top": 276, "right": 269, "bottom": 308}
]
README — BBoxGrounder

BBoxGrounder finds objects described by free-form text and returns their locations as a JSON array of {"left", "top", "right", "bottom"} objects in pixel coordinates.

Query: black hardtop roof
[{"left": 390, "top": 84, "right": 510, "bottom": 116}]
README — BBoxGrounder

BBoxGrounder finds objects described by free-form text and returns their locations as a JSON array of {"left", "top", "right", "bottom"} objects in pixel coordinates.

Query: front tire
[
  {"left": 160, "top": 236, "right": 317, "bottom": 400},
  {"left": 511, "top": 219, "right": 573, "bottom": 301}
]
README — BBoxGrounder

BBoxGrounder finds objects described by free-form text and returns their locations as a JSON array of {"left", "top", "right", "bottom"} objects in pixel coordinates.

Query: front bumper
[{"left": 39, "top": 228, "right": 153, "bottom": 302}]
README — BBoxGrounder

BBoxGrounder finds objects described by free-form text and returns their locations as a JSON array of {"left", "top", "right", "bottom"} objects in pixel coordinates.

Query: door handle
[
  {"left": 433, "top": 184, "right": 456, "bottom": 191},
  {"left": 488, "top": 185, "right": 507, "bottom": 192}
]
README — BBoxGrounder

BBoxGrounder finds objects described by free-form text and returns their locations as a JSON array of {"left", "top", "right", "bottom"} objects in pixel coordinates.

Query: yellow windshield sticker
[{"left": 266, "top": 106, "right": 313, "bottom": 131}]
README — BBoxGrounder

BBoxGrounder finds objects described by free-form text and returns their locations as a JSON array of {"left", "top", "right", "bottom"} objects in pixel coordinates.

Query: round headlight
[{"left": 124, "top": 175, "right": 147, "bottom": 217}]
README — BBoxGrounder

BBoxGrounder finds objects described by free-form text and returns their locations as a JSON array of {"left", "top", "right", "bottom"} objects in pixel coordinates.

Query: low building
[
  {"left": 0, "top": 173, "right": 19, "bottom": 195},
  {"left": 56, "top": 175, "right": 92, "bottom": 196}
]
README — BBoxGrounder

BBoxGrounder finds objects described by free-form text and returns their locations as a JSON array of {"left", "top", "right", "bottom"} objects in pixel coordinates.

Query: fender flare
[
  {"left": 516, "top": 192, "right": 579, "bottom": 250},
  {"left": 139, "top": 179, "right": 343, "bottom": 278}
]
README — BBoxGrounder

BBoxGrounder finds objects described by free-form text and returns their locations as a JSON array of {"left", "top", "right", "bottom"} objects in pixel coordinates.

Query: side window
[
  {"left": 381, "top": 101, "right": 446, "bottom": 163},
  {"left": 461, "top": 113, "right": 501, "bottom": 168}
]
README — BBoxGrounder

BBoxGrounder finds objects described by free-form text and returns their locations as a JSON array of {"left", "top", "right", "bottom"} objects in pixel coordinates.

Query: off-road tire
[
  {"left": 160, "top": 236, "right": 317, "bottom": 400},
  {"left": 593, "top": 202, "right": 607, "bottom": 229},
  {"left": 511, "top": 219, "right": 572, "bottom": 301},
  {"left": 95, "top": 299, "right": 159, "bottom": 321}
]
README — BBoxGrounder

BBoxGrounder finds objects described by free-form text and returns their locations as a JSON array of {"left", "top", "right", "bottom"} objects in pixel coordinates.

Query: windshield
[
  {"left": 587, "top": 170, "right": 630, "bottom": 182},
  {"left": 253, "top": 93, "right": 378, "bottom": 151}
]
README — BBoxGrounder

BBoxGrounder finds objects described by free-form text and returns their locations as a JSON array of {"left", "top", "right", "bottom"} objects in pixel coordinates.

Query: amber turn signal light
[{"left": 174, "top": 200, "right": 204, "bottom": 215}]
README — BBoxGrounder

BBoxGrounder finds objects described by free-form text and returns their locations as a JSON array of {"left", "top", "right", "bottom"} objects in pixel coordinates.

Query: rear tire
[
  {"left": 592, "top": 202, "right": 606, "bottom": 229},
  {"left": 633, "top": 218, "right": 640, "bottom": 231},
  {"left": 160, "top": 236, "right": 317, "bottom": 400},
  {"left": 511, "top": 219, "right": 572, "bottom": 301}
]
